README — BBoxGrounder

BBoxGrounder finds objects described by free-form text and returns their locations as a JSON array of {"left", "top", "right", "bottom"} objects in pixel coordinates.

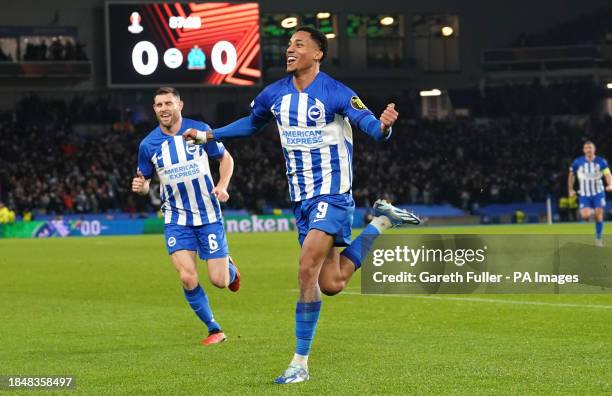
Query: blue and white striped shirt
[
  {"left": 137, "top": 118, "right": 225, "bottom": 226},
  {"left": 250, "top": 72, "right": 381, "bottom": 202},
  {"left": 570, "top": 155, "right": 609, "bottom": 197}
]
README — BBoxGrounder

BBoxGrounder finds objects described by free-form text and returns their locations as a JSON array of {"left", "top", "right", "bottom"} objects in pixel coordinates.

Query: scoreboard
[{"left": 105, "top": 2, "right": 261, "bottom": 87}]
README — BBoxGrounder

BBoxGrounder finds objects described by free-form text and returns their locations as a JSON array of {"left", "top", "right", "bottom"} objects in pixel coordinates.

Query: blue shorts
[
  {"left": 164, "top": 222, "right": 229, "bottom": 260},
  {"left": 292, "top": 193, "right": 354, "bottom": 247},
  {"left": 579, "top": 193, "right": 606, "bottom": 209}
]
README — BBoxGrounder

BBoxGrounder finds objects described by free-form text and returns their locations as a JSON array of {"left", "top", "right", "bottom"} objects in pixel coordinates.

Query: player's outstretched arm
[
  {"left": 132, "top": 171, "right": 151, "bottom": 196},
  {"left": 356, "top": 103, "right": 399, "bottom": 142},
  {"left": 183, "top": 128, "right": 210, "bottom": 145},
  {"left": 212, "top": 150, "right": 234, "bottom": 202},
  {"left": 183, "top": 114, "right": 269, "bottom": 145},
  {"left": 568, "top": 170, "right": 576, "bottom": 197}
]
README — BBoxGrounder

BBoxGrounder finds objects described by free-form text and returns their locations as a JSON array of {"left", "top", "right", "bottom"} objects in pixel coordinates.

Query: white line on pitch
[
  {"left": 288, "top": 289, "right": 612, "bottom": 310},
  {"left": 342, "top": 292, "right": 612, "bottom": 310}
]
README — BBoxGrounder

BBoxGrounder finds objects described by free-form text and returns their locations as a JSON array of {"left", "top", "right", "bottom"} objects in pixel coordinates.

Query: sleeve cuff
[
  {"left": 210, "top": 149, "right": 225, "bottom": 160},
  {"left": 381, "top": 127, "right": 393, "bottom": 141}
]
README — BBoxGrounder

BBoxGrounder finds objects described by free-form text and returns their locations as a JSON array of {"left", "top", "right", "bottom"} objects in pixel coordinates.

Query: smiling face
[
  {"left": 286, "top": 30, "right": 322, "bottom": 75},
  {"left": 153, "top": 92, "right": 183, "bottom": 130}
]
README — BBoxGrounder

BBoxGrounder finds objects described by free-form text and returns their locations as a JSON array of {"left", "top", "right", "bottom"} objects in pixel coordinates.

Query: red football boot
[
  {"left": 201, "top": 331, "right": 227, "bottom": 345},
  {"left": 228, "top": 256, "right": 241, "bottom": 292}
]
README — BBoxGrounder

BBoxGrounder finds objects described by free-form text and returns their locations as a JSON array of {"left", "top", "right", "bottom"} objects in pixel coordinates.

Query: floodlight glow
[
  {"left": 380, "top": 16, "right": 394, "bottom": 26},
  {"left": 441, "top": 26, "right": 454, "bottom": 37},
  {"left": 419, "top": 89, "right": 442, "bottom": 97},
  {"left": 281, "top": 17, "right": 298, "bottom": 29}
]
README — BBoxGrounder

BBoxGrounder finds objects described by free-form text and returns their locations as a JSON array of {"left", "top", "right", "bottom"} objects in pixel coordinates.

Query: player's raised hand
[
  {"left": 380, "top": 103, "right": 398, "bottom": 133},
  {"left": 183, "top": 128, "right": 209, "bottom": 145},
  {"left": 212, "top": 185, "right": 230, "bottom": 202},
  {"left": 132, "top": 171, "right": 147, "bottom": 194},
  {"left": 568, "top": 189, "right": 577, "bottom": 198}
]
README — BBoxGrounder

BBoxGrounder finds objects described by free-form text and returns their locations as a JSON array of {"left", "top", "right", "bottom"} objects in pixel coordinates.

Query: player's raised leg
[
  {"left": 592, "top": 193, "right": 606, "bottom": 246},
  {"left": 171, "top": 250, "right": 226, "bottom": 345},
  {"left": 274, "top": 230, "right": 334, "bottom": 384},
  {"left": 594, "top": 207, "right": 605, "bottom": 246},
  {"left": 319, "top": 200, "right": 421, "bottom": 296},
  {"left": 207, "top": 256, "right": 240, "bottom": 291},
  {"left": 196, "top": 222, "right": 240, "bottom": 291},
  {"left": 318, "top": 248, "right": 350, "bottom": 296},
  {"left": 228, "top": 256, "right": 241, "bottom": 292},
  {"left": 319, "top": 215, "right": 390, "bottom": 295}
]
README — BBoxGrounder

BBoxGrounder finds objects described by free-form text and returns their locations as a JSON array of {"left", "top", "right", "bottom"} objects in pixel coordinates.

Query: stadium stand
[
  {"left": 509, "top": 6, "right": 612, "bottom": 47},
  {"left": 2, "top": 88, "right": 611, "bottom": 220}
]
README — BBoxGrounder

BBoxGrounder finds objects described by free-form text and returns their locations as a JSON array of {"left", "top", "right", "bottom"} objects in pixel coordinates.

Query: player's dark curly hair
[{"left": 296, "top": 26, "right": 328, "bottom": 62}]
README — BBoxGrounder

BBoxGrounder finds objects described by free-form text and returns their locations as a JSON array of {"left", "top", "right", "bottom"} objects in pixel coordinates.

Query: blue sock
[
  {"left": 596, "top": 221, "right": 603, "bottom": 239},
  {"left": 184, "top": 284, "right": 221, "bottom": 333},
  {"left": 341, "top": 224, "right": 381, "bottom": 270},
  {"left": 295, "top": 301, "right": 321, "bottom": 356},
  {"left": 228, "top": 258, "right": 237, "bottom": 284}
]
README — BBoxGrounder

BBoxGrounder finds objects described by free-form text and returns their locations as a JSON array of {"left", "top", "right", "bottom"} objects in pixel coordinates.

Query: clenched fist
[
  {"left": 183, "top": 128, "right": 209, "bottom": 145},
  {"left": 212, "top": 185, "right": 230, "bottom": 202},
  {"left": 132, "top": 171, "right": 149, "bottom": 195},
  {"left": 380, "top": 103, "right": 398, "bottom": 133}
]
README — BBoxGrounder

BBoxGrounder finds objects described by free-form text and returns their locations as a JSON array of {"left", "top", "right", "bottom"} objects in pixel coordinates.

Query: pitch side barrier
[
  {"left": 0, "top": 204, "right": 467, "bottom": 239},
  {"left": 0, "top": 215, "right": 296, "bottom": 239}
]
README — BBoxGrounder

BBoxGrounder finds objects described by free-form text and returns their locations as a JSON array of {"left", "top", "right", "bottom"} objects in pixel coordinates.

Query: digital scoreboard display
[{"left": 105, "top": 2, "right": 261, "bottom": 87}]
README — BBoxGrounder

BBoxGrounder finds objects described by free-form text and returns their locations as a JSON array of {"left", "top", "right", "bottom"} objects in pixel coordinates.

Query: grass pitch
[{"left": 1, "top": 223, "right": 611, "bottom": 394}]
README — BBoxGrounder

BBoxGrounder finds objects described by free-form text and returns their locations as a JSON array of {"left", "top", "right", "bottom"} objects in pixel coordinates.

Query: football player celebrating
[
  {"left": 133, "top": 87, "right": 240, "bottom": 345},
  {"left": 568, "top": 140, "right": 612, "bottom": 246},
  {"left": 184, "top": 27, "right": 419, "bottom": 382}
]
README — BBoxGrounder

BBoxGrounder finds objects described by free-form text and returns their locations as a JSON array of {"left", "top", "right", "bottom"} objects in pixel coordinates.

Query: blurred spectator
[
  {"left": 1, "top": 90, "right": 611, "bottom": 217},
  {"left": 0, "top": 46, "right": 12, "bottom": 62},
  {"left": 22, "top": 37, "right": 87, "bottom": 61},
  {"left": 509, "top": 6, "right": 612, "bottom": 47},
  {"left": 22, "top": 209, "right": 33, "bottom": 222},
  {"left": 471, "top": 81, "right": 602, "bottom": 117},
  {"left": 0, "top": 202, "right": 16, "bottom": 224},
  {"left": 50, "top": 37, "right": 63, "bottom": 60}
]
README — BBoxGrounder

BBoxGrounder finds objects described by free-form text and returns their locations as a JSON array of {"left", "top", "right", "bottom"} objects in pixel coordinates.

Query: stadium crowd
[
  {"left": 470, "top": 81, "right": 603, "bottom": 118},
  {"left": 1, "top": 91, "right": 611, "bottom": 217},
  {"left": 22, "top": 38, "right": 88, "bottom": 61},
  {"left": 510, "top": 6, "right": 612, "bottom": 47}
]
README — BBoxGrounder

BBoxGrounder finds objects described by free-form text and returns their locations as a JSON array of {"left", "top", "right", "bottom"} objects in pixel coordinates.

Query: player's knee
[
  {"left": 298, "top": 264, "right": 319, "bottom": 286},
  {"left": 179, "top": 271, "right": 198, "bottom": 289},
  {"left": 321, "top": 282, "right": 344, "bottom": 296},
  {"left": 209, "top": 273, "right": 228, "bottom": 289},
  {"left": 321, "top": 288, "right": 339, "bottom": 296},
  {"left": 319, "top": 275, "right": 345, "bottom": 296}
]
